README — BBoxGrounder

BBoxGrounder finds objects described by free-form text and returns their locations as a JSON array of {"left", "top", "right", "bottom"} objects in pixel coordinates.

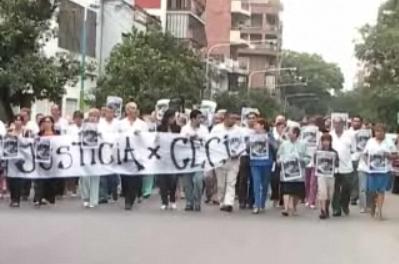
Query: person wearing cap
[
  {"left": 212, "top": 111, "right": 243, "bottom": 213},
  {"left": 330, "top": 116, "right": 356, "bottom": 217}
]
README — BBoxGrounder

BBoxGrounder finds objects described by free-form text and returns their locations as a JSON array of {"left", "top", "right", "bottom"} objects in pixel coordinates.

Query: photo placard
[
  {"left": 249, "top": 134, "right": 269, "bottom": 160},
  {"left": 315, "top": 151, "right": 335, "bottom": 178},
  {"left": 35, "top": 137, "right": 51, "bottom": 163},
  {"left": 282, "top": 157, "right": 302, "bottom": 181}
]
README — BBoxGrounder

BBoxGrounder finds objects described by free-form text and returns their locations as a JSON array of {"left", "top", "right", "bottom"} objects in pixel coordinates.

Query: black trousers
[
  {"left": 8, "top": 177, "right": 23, "bottom": 203},
  {"left": 21, "top": 179, "right": 32, "bottom": 198},
  {"left": 34, "top": 179, "right": 57, "bottom": 204},
  {"left": 237, "top": 156, "right": 254, "bottom": 207},
  {"left": 121, "top": 176, "right": 142, "bottom": 206},
  {"left": 158, "top": 174, "right": 177, "bottom": 205},
  {"left": 392, "top": 175, "right": 399, "bottom": 194},
  {"left": 271, "top": 165, "right": 281, "bottom": 201}
]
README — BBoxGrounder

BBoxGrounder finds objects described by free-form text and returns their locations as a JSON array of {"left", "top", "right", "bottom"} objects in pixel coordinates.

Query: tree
[
  {"left": 0, "top": 0, "right": 81, "bottom": 120},
  {"left": 96, "top": 29, "right": 205, "bottom": 114},
  {"left": 354, "top": 0, "right": 399, "bottom": 129},
  {"left": 280, "top": 50, "right": 345, "bottom": 116},
  {"left": 215, "top": 90, "right": 282, "bottom": 119}
]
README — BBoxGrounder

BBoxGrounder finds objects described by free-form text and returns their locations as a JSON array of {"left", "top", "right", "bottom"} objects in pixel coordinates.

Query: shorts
[{"left": 317, "top": 177, "right": 335, "bottom": 200}]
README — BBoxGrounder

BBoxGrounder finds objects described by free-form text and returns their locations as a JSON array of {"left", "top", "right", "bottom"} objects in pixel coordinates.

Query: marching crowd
[{"left": 1, "top": 101, "right": 399, "bottom": 221}]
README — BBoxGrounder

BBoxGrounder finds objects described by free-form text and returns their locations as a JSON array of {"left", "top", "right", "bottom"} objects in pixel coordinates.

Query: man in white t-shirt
[
  {"left": 119, "top": 102, "right": 148, "bottom": 210},
  {"left": 330, "top": 116, "right": 356, "bottom": 216},
  {"left": 237, "top": 111, "right": 256, "bottom": 209},
  {"left": 98, "top": 106, "right": 119, "bottom": 203},
  {"left": 180, "top": 109, "right": 209, "bottom": 211},
  {"left": 212, "top": 111, "right": 243, "bottom": 213},
  {"left": 51, "top": 104, "right": 69, "bottom": 135}
]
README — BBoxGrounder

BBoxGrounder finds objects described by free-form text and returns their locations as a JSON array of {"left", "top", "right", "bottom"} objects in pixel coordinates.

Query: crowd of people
[{"left": 1, "top": 102, "right": 399, "bottom": 221}]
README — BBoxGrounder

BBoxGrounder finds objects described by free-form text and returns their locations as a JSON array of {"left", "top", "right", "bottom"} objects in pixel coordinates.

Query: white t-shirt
[
  {"left": 0, "top": 120, "right": 6, "bottom": 137},
  {"left": 181, "top": 123, "right": 209, "bottom": 139},
  {"left": 118, "top": 117, "right": 148, "bottom": 133},
  {"left": 25, "top": 120, "right": 39, "bottom": 135},
  {"left": 54, "top": 117, "right": 69, "bottom": 135},
  {"left": 211, "top": 123, "right": 245, "bottom": 157},
  {"left": 348, "top": 127, "right": 363, "bottom": 162},
  {"left": 358, "top": 137, "right": 396, "bottom": 173},
  {"left": 99, "top": 118, "right": 119, "bottom": 134},
  {"left": 331, "top": 130, "right": 356, "bottom": 174}
]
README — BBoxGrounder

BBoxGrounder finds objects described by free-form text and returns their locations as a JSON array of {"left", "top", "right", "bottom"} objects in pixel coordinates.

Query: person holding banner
[
  {"left": 330, "top": 117, "right": 355, "bottom": 217},
  {"left": 98, "top": 106, "right": 120, "bottom": 203},
  {"left": 33, "top": 116, "right": 58, "bottom": 206},
  {"left": 157, "top": 109, "right": 181, "bottom": 210},
  {"left": 181, "top": 110, "right": 209, "bottom": 211},
  {"left": 362, "top": 124, "right": 396, "bottom": 220},
  {"left": 65, "top": 111, "right": 84, "bottom": 197},
  {"left": 277, "top": 126, "right": 308, "bottom": 217},
  {"left": 6, "top": 114, "right": 25, "bottom": 207},
  {"left": 79, "top": 109, "right": 101, "bottom": 208},
  {"left": 249, "top": 118, "right": 276, "bottom": 214},
  {"left": 212, "top": 111, "right": 243, "bottom": 213},
  {"left": 118, "top": 102, "right": 148, "bottom": 210},
  {"left": 314, "top": 134, "right": 339, "bottom": 219}
]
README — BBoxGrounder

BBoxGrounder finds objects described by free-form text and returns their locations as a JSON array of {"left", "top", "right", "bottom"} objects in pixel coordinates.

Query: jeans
[
  {"left": 204, "top": 170, "right": 217, "bottom": 202},
  {"left": 358, "top": 171, "right": 370, "bottom": 210},
  {"left": 99, "top": 175, "right": 119, "bottom": 201},
  {"left": 183, "top": 171, "right": 203, "bottom": 208},
  {"left": 351, "top": 161, "right": 359, "bottom": 203},
  {"left": 332, "top": 173, "right": 353, "bottom": 214},
  {"left": 250, "top": 166, "right": 272, "bottom": 209},
  {"left": 305, "top": 167, "right": 317, "bottom": 206}
]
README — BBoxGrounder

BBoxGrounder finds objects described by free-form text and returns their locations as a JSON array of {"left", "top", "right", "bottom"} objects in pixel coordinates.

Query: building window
[
  {"left": 266, "top": 14, "right": 278, "bottom": 25},
  {"left": 58, "top": 0, "right": 97, "bottom": 57},
  {"left": 65, "top": 98, "right": 78, "bottom": 117},
  {"left": 167, "top": 0, "right": 191, "bottom": 10},
  {"left": 240, "top": 33, "right": 249, "bottom": 41},
  {"left": 250, "top": 34, "right": 262, "bottom": 42},
  {"left": 250, "top": 13, "right": 263, "bottom": 27}
]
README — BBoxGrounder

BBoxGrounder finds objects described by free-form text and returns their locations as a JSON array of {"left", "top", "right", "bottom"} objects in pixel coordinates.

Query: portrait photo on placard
[
  {"left": 81, "top": 123, "right": 99, "bottom": 149},
  {"left": 369, "top": 153, "right": 388, "bottom": 173},
  {"left": 282, "top": 158, "right": 302, "bottom": 181},
  {"left": 355, "top": 129, "right": 371, "bottom": 152},
  {"left": 2, "top": 135, "right": 19, "bottom": 159},
  {"left": 35, "top": 138, "right": 51, "bottom": 163},
  {"left": 315, "top": 151, "right": 335, "bottom": 177},
  {"left": 106, "top": 96, "right": 123, "bottom": 118},
  {"left": 301, "top": 126, "right": 318, "bottom": 146},
  {"left": 250, "top": 134, "right": 269, "bottom": 160}
]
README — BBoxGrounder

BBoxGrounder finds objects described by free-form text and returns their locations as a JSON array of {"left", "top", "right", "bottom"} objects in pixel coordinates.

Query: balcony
[
  {"left": 210, "top": 57, "right": 249, "bottom": 76},
  {"left": 230, "top": 30, "right": 249, "bottom": 45},
  {"left": 238, "top": 42, "right": 280, "bottom": 56},
  {"left": 166, "top": 10, "right": 206, "bottom": 48},
  {"left": 231, "top": 0, "right": 251, "bottom": 17}
]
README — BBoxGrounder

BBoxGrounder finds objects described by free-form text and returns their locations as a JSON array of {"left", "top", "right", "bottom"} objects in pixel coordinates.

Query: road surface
[{"left": 0, "top": 194, "right": 398, "bottom": 264}]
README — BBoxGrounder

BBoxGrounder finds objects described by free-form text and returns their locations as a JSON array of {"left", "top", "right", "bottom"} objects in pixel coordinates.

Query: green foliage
[
  {"left": 0, "top": 0, "right": 81, "bottom": 119},
  {"left": 214, "top": 90, "right": 282, "bottom": 119},
  {"left": 96, "top": 29, "right": 205, "bottom": 114},
  {"left": 352, "top": 0, "right": 399, "bottom": 129},
  {"left": 280, "top": 50, "right": 344, "bottom": 116}
]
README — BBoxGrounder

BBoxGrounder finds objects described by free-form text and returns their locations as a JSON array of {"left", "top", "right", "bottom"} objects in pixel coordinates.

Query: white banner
[{"left": 4, "top": 132, "right": 245, "bottom": 179}]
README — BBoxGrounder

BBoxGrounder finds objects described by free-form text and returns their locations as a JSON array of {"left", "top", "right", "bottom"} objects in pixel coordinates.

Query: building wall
[{"left": 205, "top": 0, "right": 231, "bottom": 58}]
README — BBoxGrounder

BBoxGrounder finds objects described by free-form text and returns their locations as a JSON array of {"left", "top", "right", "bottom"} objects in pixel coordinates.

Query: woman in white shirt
[{"left": 362, "top": 123, "right": 396, "bottom": 220}]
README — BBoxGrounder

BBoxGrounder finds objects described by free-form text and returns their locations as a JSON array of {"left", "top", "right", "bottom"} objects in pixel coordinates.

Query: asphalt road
[{"left": 0, "top": 194, "right": 398, "bottom": 264}]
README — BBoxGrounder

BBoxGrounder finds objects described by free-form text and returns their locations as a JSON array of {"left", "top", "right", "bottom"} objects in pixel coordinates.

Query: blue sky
[{"left": 282, "top": 0, "right": 385, "bottom": 90}]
